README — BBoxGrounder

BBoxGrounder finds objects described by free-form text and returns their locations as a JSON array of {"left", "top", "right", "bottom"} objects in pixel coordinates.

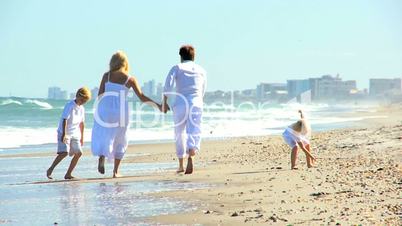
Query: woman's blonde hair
[
  {"left": 76, "top": 87, "right": 91, "bottom": 100},
  {"left": 109, "top": 50, "right": 129, "bottom": 73}
]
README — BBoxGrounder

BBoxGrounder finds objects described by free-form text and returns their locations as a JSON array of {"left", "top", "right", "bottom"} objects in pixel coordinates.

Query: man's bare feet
[
  {"left": 64, "top": 175, "right": 77, "bottom": 180},
  {"left": 46, "top": 169, "right": 53, "bottom": 179},
  {"left": 185, "top": 157, "right": 193, "bottom": 174},
  {"left": 98, "top": 156, "right": 105, "bottom": 174},
  {"left": 113, "top": 173, "right": 122, "bottom": 178},
  {"left": 176, "top": 168, "right": 185, "bottom": 173},
  {"left": 291, "top": 167, "right": 299, "bottom": 170}
]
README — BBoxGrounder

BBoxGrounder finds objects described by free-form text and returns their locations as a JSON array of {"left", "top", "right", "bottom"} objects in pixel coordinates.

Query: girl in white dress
[
  {"left": 282, "top": 110, "right": 316, "bottom": 169},
  {"left": 91, "top": 51, "right": 163, "bottom": 178}
]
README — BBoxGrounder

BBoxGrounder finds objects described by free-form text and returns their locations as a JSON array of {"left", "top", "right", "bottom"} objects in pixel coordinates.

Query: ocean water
[{"left": 0, "top": 96, "right": 384, "bottom": 154}]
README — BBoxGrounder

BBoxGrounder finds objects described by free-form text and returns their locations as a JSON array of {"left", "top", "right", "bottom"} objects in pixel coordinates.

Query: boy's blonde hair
[
  {"left": 109, "top": 51, "right": 129, "bottom": 73},
  {"left": 76, "top": 87, "right": 91, "bottom": 100}
]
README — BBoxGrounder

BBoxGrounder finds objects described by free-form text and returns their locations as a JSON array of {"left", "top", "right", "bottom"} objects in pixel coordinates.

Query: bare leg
[
  {"left": 291, "top": 146, "right": 298, "bottom": 170},
  {"left": 177, "top": 158, "right": 184, "bottom": 173},
  {"left": 189, "top": 149, "right": 196, "bottom": 157},
  {"left": 98, "top": 155, "right": 105, "bottom": 174},
  {"left": 113, "top": 158, "right": 122, "bottom": 178},
  {"left": 65, "top": 152, "right": 82, "bottom": 179},
  {"left": 185, "top": 149, "right": 196, "bottom": 174},
  {"left": 47, "top": 152, "right": 68, "bottom": 179},
  {"left": 305, "top": 144, "right": 314, "bottom": 168}
]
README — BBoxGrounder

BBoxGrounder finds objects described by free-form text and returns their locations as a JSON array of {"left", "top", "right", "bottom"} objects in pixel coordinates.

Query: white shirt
[
  {"left": 57, "top": 100, "right": 85, "bottom": 138},
  {"left": 163, "top": 61, "right": 207, "bottom": 108}
]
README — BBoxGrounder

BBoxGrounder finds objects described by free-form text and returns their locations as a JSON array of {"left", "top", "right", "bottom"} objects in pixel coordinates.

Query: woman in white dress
[{"left": 91, "top": 51, "right": 163, "bottom": 178}]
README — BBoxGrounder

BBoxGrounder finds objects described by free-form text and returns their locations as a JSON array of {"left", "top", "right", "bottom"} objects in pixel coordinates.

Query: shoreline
[
  {"left": 0, "top": 104, "right": 397, "bottom": 159},
  {"left": 1, "top": 102, "right": 397, "bottom": 153}
]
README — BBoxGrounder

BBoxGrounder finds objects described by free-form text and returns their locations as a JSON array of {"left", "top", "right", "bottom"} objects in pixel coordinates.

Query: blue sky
[{"left": 1, "top": 0, "right": 401, "bottom": 98}]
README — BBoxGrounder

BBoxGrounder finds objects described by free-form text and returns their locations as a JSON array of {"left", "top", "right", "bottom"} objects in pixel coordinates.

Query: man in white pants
[{"left": 162, "top": 45, "right": 207, "bottom": 174}]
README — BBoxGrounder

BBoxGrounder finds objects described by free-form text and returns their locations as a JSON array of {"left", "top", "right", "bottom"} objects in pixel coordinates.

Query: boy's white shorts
[{"left": 57, "top": 133, "right": 82, "bottom": 156}]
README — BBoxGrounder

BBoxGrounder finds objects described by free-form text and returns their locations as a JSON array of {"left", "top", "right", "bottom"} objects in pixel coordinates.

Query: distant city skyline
[
  {"left": 46, "top": 76, "right": 402, "bottom": 104},
  {"left": 1, "top": 0, "right": 402, "bottom": 98},
  {"left": 9, "top": 73, "right": 402, "bottom": 99}
]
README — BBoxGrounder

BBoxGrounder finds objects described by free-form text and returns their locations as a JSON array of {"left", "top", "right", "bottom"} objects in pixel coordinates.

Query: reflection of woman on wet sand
[{"left": 91, "top": 51, "right": 165, "bottom": 178}]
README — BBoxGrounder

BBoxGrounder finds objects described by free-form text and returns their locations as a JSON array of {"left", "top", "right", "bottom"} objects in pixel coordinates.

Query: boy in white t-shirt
[{"left": 47, "top": 87, "right": 91, "bottom": 180}]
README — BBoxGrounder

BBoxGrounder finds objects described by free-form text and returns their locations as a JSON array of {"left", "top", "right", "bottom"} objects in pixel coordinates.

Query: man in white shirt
[{"left": 163, "top": 45, "right": 207, "bottom": 174}]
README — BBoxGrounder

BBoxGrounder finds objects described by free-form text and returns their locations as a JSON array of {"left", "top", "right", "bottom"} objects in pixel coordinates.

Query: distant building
[
  {"left": 48, "top": 87, "right": 60, "bottom": 99},
  {"left": 213, "top": 90, "right": 225, "bottom": 97},
  {"left": 287, "top": 79, "right": 311, "bottom": 102},
  {"left": 308, "top": 78, "right": 320, "bottom": 101},
  {"left": 256, "top": 83, "right": 268, "bottom": 100},
  {"left": 204, "top": 90, "right": 225, "bottom": 102},
  {"left": 69, "top": 93, "right": 76, "bottom": 100},
  {"left": 156, "top": 82, "right": 163, "bottom": 98},
  {"left": 61, "top": 91, "right": 68, "bottom": 100},
  {"left": 232, "top": 90, "right": 241, "bottom": 97},
  {"left": 241, "top": 89, "right": 256, "bottom": 97},
  {"left": 142, "top": 80, "right": 157, "bottom": 97},
  {"left": 310, "top": 75, "right": 356, "bottom": 101},
  {"left": 256, "top": 83, "right": 287, "bottom": 102},
  {"left": 91, "top": 87, "right": 99, "bottom": 99},
  {"left": 369, "top": 78, "right": 402, "bottom": 96},
  {"left": 48, "top": 87, "right": 68, "bottom": 100}
]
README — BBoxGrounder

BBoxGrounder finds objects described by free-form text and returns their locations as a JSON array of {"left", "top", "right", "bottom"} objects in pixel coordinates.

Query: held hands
[
  {"left": 154, "top": 102, "right": 170, "bottom": 114},
  {"left": 159, "top": 102, "right": 170, "bottom": 114}
]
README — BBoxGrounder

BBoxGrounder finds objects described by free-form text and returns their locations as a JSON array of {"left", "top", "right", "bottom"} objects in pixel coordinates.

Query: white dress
[
  {"left": 282, "top": 127, "right": 310, "bottom": 149},
  {"left": 91, "top": 73, "right": 130, "bottom": 160}
]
